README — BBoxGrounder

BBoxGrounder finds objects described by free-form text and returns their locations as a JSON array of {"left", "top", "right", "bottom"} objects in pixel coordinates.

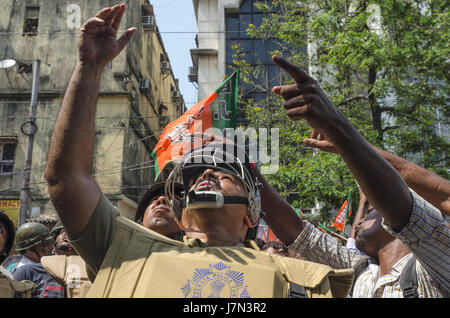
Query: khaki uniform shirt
[
  {"left": 70, "top": 194, "right": 353, "bottom": 298},
  {"left": 0, "top": 272, "right": 35, "bottom": 298},
  {"left": 41, "top": 255, "right": 92, "bottom": 298}
]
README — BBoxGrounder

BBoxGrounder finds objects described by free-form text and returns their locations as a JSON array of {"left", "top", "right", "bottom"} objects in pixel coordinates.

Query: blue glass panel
[
  {"left": 240, "top": 0, "right": 253, "bottom": 12},
  {"left": 254, "top": 40, "right": 267, "bottom": 63},
  {"left": 226, "top": 15, "right": 238, "bottom": 31},
  {"left": 225, "top": 14, "right": 239, "bottom": 40},
  {"left": 253, "top": 14, "right": 264, "bottom": 26},
  {"left": 239, "top": 13, "right": 252, "bottom": 39},
  {"left": 268, "top": 65, "right": 282, "bottom": 87}
]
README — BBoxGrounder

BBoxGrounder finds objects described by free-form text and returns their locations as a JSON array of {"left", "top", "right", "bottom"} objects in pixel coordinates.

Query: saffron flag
[
  {"left": 257, "top": 224, "right": 280, "bottom": 242},
  {"left": 332, "top": 190, "right": 353, "bottom": 232},
  {"left": 151, "top": 70, "right": 240, "bottom": 179}
]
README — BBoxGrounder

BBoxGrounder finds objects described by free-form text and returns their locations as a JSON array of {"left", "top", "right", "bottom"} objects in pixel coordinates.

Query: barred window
[
  {"left": 23, "top": 7, "right": 40, "bottom": 36},
  {"left": 0, "top": 140, "right": 17, "bottom": 176}
]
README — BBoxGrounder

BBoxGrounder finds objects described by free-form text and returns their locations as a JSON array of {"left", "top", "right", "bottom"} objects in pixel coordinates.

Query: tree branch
[
  {"left": 380, "top": 106, "right": 396, "bottom": 112},
  {"left": 382, "top": 125, "right": 400, "bottom": 133},
  {"left": 337, "top": 94, "right": 369, "bottom": 106}
]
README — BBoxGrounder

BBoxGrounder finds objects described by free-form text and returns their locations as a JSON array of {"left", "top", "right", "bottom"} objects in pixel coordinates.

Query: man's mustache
[{"left": 194, "top": 176, "right": 222, "bottom": 190}]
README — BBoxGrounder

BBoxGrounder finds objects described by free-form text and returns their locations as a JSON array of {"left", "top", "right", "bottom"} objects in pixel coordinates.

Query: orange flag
[
  {"left": 151, "top": 70, "right": 239, "bottom": 178},
  {"left": 332, "top": 191, "right": 353, "bottom": 232}
]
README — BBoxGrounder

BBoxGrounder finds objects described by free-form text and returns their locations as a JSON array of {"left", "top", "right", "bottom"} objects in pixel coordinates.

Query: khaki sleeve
[{"left": 69, "top": 194, "right": 118, "bottom": 275}]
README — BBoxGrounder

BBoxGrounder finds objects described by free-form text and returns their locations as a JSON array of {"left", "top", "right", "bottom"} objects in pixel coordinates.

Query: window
[
  {"left": 23, "top": 7, "right": 40, "bottom": 36},
  {"left": 158, "top": 102, "right": 168, "bottom": 116},
  {"left": 0, "top": 140, "right": 17, "bottom": 175},
  {"left": 225, "top": 0, "right": 301, "bottom": 108},
  {"left": 17, "top": 63, "right": 32, "bottom": 74}
]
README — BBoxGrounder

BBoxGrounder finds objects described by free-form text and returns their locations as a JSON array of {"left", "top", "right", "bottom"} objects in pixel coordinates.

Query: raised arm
[
  {"left": 271, "top": 55, "right": 413, "bottom": 232},
  {"left": 253, "top": 168, "right": 305, "bottom": 245},
  {"left": 375, "top": 148, "right": 450, "bottom": 215},
  {"left": 304, "top": 133, "right": 450, "bottom": 216},
  {"left": 44, "top": 4, "right": 136, "bottom": 238},
  {"left": 350, "top": 186, "right": 369, "bottom": 239}
]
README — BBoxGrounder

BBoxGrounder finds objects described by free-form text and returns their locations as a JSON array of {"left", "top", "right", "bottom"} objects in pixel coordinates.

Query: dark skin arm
[
  {"left": 44, "top": 4, "right": 136, "bottom": 238},
  {"left": 265, "top": 56, "right": 412, "bottom": 244},
  {"left": 253, "top": 168, "right": 305, "bottom": 245},
  {"left": 350, "top": 186, "right": 369, "bottom": 239},
  {"left": 304, "top": 132, "right": 450, "bottom": 216}
]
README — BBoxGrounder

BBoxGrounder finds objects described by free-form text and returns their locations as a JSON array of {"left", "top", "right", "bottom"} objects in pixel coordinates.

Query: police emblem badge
[{"left": 181, "top": 261, "right": 251, "bottom": 298}]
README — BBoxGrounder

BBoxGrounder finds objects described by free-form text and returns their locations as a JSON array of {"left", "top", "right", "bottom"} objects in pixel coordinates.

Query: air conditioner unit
[
  {"left": 139, "top": 78, "right": 151, "bottom": 92},
  {"left": 188, "top": 66, "right": 198, "bottom": 83},
  {"left": 160, "top": 61, "right": 170, "bottom": 72},
  {"left": 171, "top": 90, "right": 181, "bottom": 99},
  {"left": 141, "top": 16, "right": 155, "bottom": 30},
  {"left": 159, "top": 115, "right": 169, "bottom": 126}
]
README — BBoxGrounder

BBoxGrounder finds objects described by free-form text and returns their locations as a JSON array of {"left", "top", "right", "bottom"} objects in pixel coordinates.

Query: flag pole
[
  {"left": 341, "top": 213, "right": 347, "bottom": 237},
  {"left": 318, "top": 223, "right": 347, "bottom": 242},
  {"left": 341, "top": 189, "right": 353, "bottom": 238}
]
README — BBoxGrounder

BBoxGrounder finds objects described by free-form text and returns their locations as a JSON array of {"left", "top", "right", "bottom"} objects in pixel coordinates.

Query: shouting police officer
[{"left": 44, "top": 4, "right": 353, "bottom": 298}]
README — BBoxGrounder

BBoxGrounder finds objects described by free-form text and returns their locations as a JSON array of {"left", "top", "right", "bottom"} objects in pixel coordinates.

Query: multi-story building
[
  {"left": 189, "top": 0, "right": 320, "bottom": 217},
  {"left": 0, "top": 0, "right": 185, "bottom": 225},
  {"left": 189, "top": 0, "right": 286, "bottom": 112}
]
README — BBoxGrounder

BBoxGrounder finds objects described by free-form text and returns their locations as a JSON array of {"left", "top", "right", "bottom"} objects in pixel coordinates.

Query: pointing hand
[{"left": 272, "top": 55, "right": 350, "bottom": 142}]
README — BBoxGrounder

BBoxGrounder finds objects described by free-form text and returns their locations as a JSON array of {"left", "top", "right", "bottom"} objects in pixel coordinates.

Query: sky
[{"left": 150, "top": 0, "right": 199, "bottom": 109}]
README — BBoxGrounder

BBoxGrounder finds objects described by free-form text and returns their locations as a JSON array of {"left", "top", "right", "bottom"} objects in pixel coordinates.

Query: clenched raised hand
[{"left": 78, "top": 4, "right": 136, "bottom": 68}]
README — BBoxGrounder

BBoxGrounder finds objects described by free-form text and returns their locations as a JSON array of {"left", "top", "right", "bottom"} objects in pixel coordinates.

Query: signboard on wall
[{"left": 0, "top": 200, "right": 20, "bottom": 227}]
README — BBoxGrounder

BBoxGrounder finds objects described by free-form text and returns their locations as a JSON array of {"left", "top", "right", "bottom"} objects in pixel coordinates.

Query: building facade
[
  {"left": 190, "top": 0, "right": 321, "bottom": 215},
  {"left": 190, "top": 0, "right": 286, "bottom": 108},
  {"left": 0, "top": 0, "right": 185, "bottom": 225}
]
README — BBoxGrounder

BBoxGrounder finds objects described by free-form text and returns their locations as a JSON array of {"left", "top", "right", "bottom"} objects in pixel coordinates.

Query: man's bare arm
[
  {"left": 304, "top": 134, "right": 450, "bottom": 216},
  {"left": 44, "top": 5, "right": 136, "bottom": 238},
  {"left": 375, "top": 147, "right": 450, "bottom": 215},
  {"left": 272, "top": 55, "right": 413, "bottom": 232},
  {"left": 253, "top": 168, "right": 305, "bottom": 245},
  {"left": 350, "top": 187, "right": 369, "bottom": 238}
]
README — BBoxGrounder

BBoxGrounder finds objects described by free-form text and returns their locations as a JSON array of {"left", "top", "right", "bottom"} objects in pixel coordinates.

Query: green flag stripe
[{"left": 215, "top": 69, "right": 239, "bottom": 94}]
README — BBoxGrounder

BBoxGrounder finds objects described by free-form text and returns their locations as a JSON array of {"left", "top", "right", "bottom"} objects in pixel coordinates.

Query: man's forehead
[
  {"left": 188, "top": 167, "right": 237, "bottom": 186},
  {"left": 192, "top": 167, "right": 236, "bottom": 179},
  {"left": 150, "top": 191, "right": 181, "bottom": 202}
]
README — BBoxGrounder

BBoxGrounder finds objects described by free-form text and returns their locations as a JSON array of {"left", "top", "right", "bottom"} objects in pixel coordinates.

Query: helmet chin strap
[
  {"left": 183, "top": 190, "right": 248, "bottom": 210},
  {"left": 29, "top": 246, "right": 43, "bottom": 262}
]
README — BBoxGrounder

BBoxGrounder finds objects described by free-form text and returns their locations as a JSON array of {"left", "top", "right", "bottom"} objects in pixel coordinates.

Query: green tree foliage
[{"left": 231, "top": 0, "right": 449, "bottom": 222}]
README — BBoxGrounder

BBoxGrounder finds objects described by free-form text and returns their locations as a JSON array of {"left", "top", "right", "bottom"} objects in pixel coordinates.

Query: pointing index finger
[{"left": 272, "top": 55, "right": 311, "bottom": 85}]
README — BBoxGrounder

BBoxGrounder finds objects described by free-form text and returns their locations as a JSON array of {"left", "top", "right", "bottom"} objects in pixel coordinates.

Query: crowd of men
[{"left": 0, "top": 4, "right": 449, "bottom": 298}]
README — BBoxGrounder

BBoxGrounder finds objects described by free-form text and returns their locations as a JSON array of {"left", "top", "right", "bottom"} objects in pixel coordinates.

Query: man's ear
[
  {"left": 178, "top": 209, "right": 189, "bottom": 231},
  {"left": 244, "top": 214, "right": 258, "bottom": 229}
]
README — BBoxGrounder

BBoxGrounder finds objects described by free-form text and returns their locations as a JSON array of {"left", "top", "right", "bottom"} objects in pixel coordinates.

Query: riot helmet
[
  {"left": 165, "top": 142, "right": 263, "bottom": 240},
  {"left": 15, "top": 222, "right": 53, "bottom": 252}
]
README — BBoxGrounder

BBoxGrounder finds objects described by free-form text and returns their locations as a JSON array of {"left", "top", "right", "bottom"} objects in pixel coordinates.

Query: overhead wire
[
  {"left": 0, "top": 159, "right": 158, "bottom": 194},
  {"left": 0, "top": 30, "right": 288, "bottom": 35}
]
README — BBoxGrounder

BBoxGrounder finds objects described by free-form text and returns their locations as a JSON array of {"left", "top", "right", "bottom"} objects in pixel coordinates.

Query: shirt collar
[
  {"left": 391, "top": 253, "right": 414, "bottom": 276},
  {"left": 182, "top": 236, "right": 259, "bottom": 250}
]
